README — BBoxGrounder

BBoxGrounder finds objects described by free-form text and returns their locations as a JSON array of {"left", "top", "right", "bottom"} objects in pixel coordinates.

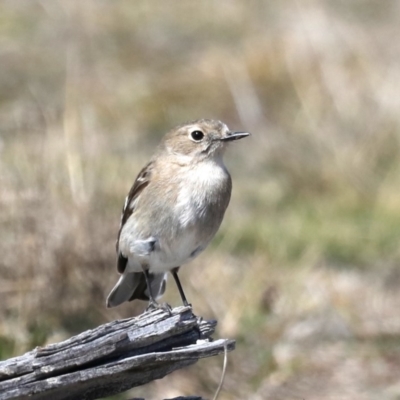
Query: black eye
[{"left": 190, "top": 130, "right": 204, "bottom": 141}]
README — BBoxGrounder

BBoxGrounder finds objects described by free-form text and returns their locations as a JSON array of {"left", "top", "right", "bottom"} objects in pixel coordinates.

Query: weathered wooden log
[{"left": 0, "top": 306, "right": 235, "bottom": 400}]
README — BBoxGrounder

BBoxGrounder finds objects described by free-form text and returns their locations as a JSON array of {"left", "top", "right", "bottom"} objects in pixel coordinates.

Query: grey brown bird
[{"left": 106, "top": 119, "right": 249, "bottom": 309}]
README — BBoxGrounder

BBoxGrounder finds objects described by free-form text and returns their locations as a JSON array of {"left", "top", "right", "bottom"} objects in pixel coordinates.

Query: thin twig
[{"left": 212, "top": 342, "right": 228, "bottom": 400}]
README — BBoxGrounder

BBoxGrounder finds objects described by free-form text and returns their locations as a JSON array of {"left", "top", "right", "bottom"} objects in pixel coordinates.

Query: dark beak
[{"left": 220, "top": 131, "right": 250, "bottom": 142}]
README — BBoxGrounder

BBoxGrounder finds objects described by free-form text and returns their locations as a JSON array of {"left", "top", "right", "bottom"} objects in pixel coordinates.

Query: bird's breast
[
  {"left": 122, "top": 159, "right": 232, "bottom": 273},
  {"left": 175, "top": 160, "right": 231, "bottom": 229}
]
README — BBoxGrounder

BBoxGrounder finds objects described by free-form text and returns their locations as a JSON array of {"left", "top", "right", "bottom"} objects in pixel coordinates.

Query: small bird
[{"left": 106, "top": 119, "right": 249, "bottom": 309}]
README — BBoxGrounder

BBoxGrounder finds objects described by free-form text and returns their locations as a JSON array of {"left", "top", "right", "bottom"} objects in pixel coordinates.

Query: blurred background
[{"left": 1, "top": 1, "right": 400, "bottom": 399}]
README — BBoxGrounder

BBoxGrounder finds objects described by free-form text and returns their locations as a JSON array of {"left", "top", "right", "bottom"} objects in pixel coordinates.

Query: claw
[
  {"left": 159, "top": 302, "right": 173, "bottom": 315},
  {"left": 145, "top": 300, "right": 159, "bottom": 311}
]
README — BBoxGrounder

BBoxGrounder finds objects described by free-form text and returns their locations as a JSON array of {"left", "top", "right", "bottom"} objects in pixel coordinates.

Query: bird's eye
[{"left": 190, "top": 130, "right": 204, "bottom": 141}]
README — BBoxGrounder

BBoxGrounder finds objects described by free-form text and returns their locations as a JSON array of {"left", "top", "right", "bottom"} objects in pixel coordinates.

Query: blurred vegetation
[{"left": 1, "top": 1, "right": 400, "bottom": 399}]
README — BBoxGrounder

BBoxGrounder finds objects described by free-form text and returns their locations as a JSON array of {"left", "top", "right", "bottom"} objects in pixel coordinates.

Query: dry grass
[{"left": 1, "top": 1, "right": 400, "bottom": 398}]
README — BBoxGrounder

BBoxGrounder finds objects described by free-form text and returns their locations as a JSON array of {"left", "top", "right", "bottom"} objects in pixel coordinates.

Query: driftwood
[{"left": 0, "top": 306, "right": 235, "bottom": 400}]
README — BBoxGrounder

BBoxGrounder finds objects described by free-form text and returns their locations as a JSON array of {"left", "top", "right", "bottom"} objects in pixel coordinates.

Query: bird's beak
[{"left": 220, "top": 131, "right": 250, "bottom": 142}]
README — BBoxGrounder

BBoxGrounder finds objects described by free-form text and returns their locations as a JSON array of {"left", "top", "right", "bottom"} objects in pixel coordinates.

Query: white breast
[
  {"left": 176, "top": 158, "right": 228, "bottom": 227},
  {"left": 123, "top": 157, "right": 229, "bottom": 274}
]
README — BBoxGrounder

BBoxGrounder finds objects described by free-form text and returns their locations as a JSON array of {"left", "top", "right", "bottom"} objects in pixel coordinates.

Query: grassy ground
[{"left": 1, "top": 1, "right": 400, "bottom": 399}]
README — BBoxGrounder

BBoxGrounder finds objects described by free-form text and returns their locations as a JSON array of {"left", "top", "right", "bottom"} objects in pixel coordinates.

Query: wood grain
[{"left": 0, "top": 306, "right": 234, "bottom": 400}]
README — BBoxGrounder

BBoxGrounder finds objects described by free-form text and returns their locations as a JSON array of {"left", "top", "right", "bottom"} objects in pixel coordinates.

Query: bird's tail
[{"left": 106, "top": 271, "right": 167, "bottom": 308}]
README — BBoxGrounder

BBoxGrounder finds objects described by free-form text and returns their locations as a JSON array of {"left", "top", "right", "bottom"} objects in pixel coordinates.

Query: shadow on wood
[{"left": 0, "top": 306, "right": 235, "bottom": 400}]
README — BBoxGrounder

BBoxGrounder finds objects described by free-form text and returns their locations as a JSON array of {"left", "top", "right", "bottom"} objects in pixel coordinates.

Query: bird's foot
[
  {"left": 145, "top": 300, "right": 160, "bottom": 312},
  {"left": 145, "top": 301, "right": 172, "bottom": 315},
  {"left": 159, "top": 302, "right": 173, "bottom": 315}
]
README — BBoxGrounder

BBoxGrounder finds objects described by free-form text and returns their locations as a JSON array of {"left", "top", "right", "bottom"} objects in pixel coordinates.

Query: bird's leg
[
  {"left": 142, "top": 267, "right": 159, "bottom": 310},
  {"left": 172, "top": 267, "right": 191, "bottom": 308}
]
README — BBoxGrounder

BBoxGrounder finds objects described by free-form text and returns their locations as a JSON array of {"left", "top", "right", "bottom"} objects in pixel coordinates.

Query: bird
[{"left": 106, "top": 119, "right": 249, "bottom": 309}]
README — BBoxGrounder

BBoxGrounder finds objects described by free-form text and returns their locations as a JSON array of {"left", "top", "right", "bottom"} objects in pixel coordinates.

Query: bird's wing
[{"left": 116, "top": 161, "right": 153, "bottom": 273}]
